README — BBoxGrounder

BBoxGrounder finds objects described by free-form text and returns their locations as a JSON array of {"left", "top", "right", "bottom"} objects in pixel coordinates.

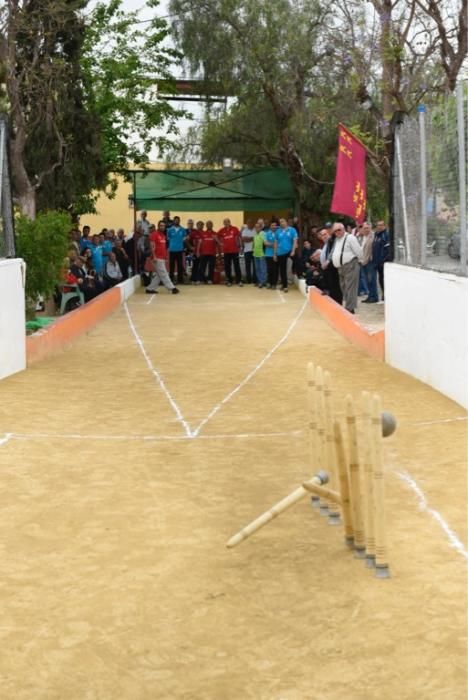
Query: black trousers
[
  {"left": 377, "top": 264, "right": 385, "bottom": 298},
  {"left": 324, "top": 263, "right": 343, "bottom": 305},
  {"left": 266, "top": 257, "right": 278, "bottom": 287},
  {"left": 169, "top": 251, "right": 184, "bottom": 283},
  {"left": 277, "top": 254, "right": 289, "bottom": 289},
  {"left": 199, "top": 255, "right": 215, "bottom": 282},
  {"left": 224, "top": 252, "right": 241, "bottom": 283},
  {"left": 191, "top": 255, "right": 200, "bottom": 283},
  {"left": 244, "top": 251, "right": 256, "bottom": 283}
]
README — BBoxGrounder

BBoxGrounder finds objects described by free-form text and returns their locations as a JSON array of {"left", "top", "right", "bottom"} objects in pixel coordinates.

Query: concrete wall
[
  {"left": 385, "top": 263, "right": 468, "bottom": 408},
  {"left": 26, "top": 275, "right": 141, "bottom": 366},
  {"left": 0, "top": 258, "right": 26, "bottom": 380}
]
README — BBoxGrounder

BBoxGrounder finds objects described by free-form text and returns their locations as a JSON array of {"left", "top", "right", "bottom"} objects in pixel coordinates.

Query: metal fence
[
  {"left": 0, "top": 113, "right": 16, "bottom": 258},
  {"left": 393, "top": 81, "right": 467, "bottom": 276}
]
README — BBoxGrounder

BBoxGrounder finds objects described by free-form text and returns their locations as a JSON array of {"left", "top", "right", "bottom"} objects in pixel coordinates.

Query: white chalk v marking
[
  {"left": 394, "top": 470, "right": 468, "bottom": 560},
  {"left": 0, "top": 433, "right": 12, "bottom": 448},
  {"left": 124, "top": 303, "right": 192, "bottom": 437},
  {"left": 124, "top": 299, "right": 308, "bottom": 438}
]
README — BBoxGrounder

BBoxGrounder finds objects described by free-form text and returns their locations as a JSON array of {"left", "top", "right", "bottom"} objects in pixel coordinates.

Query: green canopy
[{"left": 130, "top": 168, "right": 295, "bottom": 212}]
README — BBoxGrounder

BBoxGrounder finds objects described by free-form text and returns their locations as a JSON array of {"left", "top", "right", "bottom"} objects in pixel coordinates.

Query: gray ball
[{"left": 381, "top": 411, "right": 397, "bottom": 437}]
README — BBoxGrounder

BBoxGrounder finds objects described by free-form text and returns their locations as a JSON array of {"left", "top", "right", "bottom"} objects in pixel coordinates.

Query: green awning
[{"left": 129, "top": 168, "right": 295, "bottom": 212}]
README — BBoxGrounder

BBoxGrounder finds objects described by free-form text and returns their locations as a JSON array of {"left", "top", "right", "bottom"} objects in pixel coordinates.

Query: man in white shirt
[
  {"left": 137, "top": 210, "right": 151, "bottom": 236},
  {"left": 241, "top": 219, "right": 256, "bottom": 284},
  {"left": 331, "top": 223, "right": 363, "bottom": 314}
]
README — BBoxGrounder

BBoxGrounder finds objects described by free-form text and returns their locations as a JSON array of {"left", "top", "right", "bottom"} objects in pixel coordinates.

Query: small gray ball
[{"left": 381, "top": 411, "right": 397, "bottom": 437}]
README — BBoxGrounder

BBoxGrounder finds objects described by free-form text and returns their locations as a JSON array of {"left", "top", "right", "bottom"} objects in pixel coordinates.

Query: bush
[{"left": 15, "top": 211, "right": 71, "bottom": 305}]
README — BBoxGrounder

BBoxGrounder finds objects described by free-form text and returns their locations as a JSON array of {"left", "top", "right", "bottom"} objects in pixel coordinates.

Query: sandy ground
[{"left": 0, "top": 285, "right": 467, "bottom": 700}]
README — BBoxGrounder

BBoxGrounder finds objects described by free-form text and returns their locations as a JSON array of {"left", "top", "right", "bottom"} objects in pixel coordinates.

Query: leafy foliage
[
  {"left": 1, "top": 0, "right": 181, "bottom": 217},
  {"left": 81, "top": 0, "right": 183, "bottom": 182},
  {"left": 15, "top": 211, "right": 71, "bottom": 301}
]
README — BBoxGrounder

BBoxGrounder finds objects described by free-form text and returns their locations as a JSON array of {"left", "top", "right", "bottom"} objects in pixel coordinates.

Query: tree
[
  {"left": 171, "top": 0, "right": 466, "bottom": 222},
  {"left": 0, "top": 0, "right": 105, "bottom": 217},
  {"left": 169, "top": 0, "right": 359, "bottom": 222},
  {"left": 80, "top": 0, "right": 183, "bottom": 210},
  {"left": 336, "top": 1, "right": 467, "bottom": 147},
  {"left": 0, "top": 0, "right": 181, "bottom": 218},
  {"left": 15, "top": 211, "right": 71, "bottom": 307}
]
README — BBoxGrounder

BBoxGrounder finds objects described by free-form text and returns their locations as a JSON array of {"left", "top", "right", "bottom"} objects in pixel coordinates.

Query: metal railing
[{"left": 393, "top": 81, "right": 467, "bottom": 276}]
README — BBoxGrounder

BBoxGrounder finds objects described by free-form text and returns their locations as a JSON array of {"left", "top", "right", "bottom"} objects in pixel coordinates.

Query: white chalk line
[
  {"left": 124, "top": 302, "right": 192, "bottom": 437},
  {"left": 9, "top": 430, "right": 301, "bottom": 443},
  {"left": 0, "top": 433, "right": 12, "bottom": 448},
  {"left": 146, "top": 294, "right": 156, "bottom": 305},
  {"left": 276, "top": 289, "right": 286, "bottom": 304},
  {"left": 191, "top": 299, "right": 308, "bottom": 437},
  {"left": 411, "top": 416, "right": 468, "bottom": 427},
  {"left": 125, "top": 298, "right": 308, "bottom": 438},
  {"left": 394, "top": 470, "right": 468, "bottom": 560}
]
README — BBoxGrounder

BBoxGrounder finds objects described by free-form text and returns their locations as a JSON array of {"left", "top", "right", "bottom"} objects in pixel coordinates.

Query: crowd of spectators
[{"left": 62, "top": 210, "right": 389, "bottom": 314}]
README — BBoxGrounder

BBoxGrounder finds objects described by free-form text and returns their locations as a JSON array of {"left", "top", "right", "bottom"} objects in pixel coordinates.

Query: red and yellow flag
[{"left": 330, "top": 124, "right": 367, "bottom": 224}]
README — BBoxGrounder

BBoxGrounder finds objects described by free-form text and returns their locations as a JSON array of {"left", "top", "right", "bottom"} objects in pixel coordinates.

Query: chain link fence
[
  {"left": 393, "top": 81, "right": 467, "bottom": 276},
  {"left": 0, "top": 114, "right": 16, "bottom": 258}
]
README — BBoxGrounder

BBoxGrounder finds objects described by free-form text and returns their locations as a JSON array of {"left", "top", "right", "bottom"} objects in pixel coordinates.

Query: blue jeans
[
  {"left": 363, "top": 262, "right": 378, "bottom": 301},
  {"left": 358, "top": 266, "right": 369, "bottom": 295},
  {"left": 254, "top": 256, "right": 267, "bottom": 285}
]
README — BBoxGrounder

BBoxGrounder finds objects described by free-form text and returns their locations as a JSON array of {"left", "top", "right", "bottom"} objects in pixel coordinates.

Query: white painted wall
[
  {"left": 118, "top": 274, "right": 141, "bottom": 302},
  {"left": 385, "top": 263, "right": 468, "bottom": 408},
  {"left": 0, "top": 258, "right": 26, "bottom": 380}
]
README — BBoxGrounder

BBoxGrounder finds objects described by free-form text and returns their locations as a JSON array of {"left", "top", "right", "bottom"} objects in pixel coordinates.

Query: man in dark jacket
[{"left": 371, "top": 220, "right": 390, "bottom": 302}]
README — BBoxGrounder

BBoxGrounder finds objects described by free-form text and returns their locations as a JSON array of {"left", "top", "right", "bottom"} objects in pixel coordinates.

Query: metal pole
[
  {"left": 395, "top": 131, "right": 412, "bottom": 263},
  {"left": 133, "top": 171, "right": 138, "bottom": 274},
  {"left": 418, "top": 105, "right": 427, "bottom": 267},
  {"left": 456, "top": 82, "right": 467, "bottom": 274},
  {"left": 0, "top": 120, "right": 5, "bottom": 218}
]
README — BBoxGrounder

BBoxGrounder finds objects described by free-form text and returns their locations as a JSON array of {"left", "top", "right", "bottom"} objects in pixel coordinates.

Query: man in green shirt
[{"left": 253, "top": 222, "right": 267, "bottom": 288}]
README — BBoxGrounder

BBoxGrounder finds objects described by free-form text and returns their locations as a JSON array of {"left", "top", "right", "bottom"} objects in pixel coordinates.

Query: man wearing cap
[{"left": 330, "top": 222, "right": 363, "bottom": 313}]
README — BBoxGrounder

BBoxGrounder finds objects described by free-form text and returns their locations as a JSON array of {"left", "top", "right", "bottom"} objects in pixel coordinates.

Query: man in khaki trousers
[{"left": 331, "top": 223, "right": 363, "bottom": 314}]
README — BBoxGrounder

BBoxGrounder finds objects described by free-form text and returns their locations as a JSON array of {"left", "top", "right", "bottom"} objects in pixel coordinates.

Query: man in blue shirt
[
  {"left": 167, "top": 216, "right": 187, "bottom": 285},
  {"left": 274, "top": 218, "right": 298, "bottom": 292},
  {"left": 80, "top": 225, "right": 92, "bottom": 254},
  {"left": 264, "top": 221, "right": 279, "bottom": 289},
  {"left": 89, "top": 234, "right": 104, "bottom": 276}
]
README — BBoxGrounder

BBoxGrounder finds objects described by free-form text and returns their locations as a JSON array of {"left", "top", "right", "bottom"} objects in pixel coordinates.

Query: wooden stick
[
  {"left": 371, "top": 394, "right": 390, "bottom": 578},
  {"left": 361, "top": 391, "right": 376, "bottom": 568},
  {"left": 323, "top": 370, "right": 341, "bottom": 524},
  {"left": 315, "top": 367, "right": 329, "bottom": 516},
  {"left": 226, "top": 471, "right": 329, "bottom": 549},
  {"left": 307, "top": 363, "right": 320, "bottom": 508},
  {"left": 302, "top": 481, "right": 341, "bottom": 505},
  {"left": 345, "top": 395, "right": 366, "bottom": 558},
  {"left": 333, "top": 420, "right": 354, "bottom": 548}
]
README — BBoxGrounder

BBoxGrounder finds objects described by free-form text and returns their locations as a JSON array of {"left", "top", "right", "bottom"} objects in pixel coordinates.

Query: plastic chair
[{"left": 58, "top": 283, "right": 84, "bottom": 315}]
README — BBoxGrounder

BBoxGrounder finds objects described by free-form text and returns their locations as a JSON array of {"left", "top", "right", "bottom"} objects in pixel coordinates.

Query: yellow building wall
[{"left": 81, "top": 173, "right": 245, "bottom": 234}]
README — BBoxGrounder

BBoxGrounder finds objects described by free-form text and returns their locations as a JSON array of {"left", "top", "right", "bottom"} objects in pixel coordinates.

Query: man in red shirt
[
  {"left": 146, "top": 221, "right": 180, "bottom": 295},
  {"left": 188, "top": 220, "right": 204, "bottom": 284},
  {"left": 217, "top": 218, "right": 243, "bottom": 286},
  {"left": 196, "top": 220, "right": 218, "bottom": 284}
]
